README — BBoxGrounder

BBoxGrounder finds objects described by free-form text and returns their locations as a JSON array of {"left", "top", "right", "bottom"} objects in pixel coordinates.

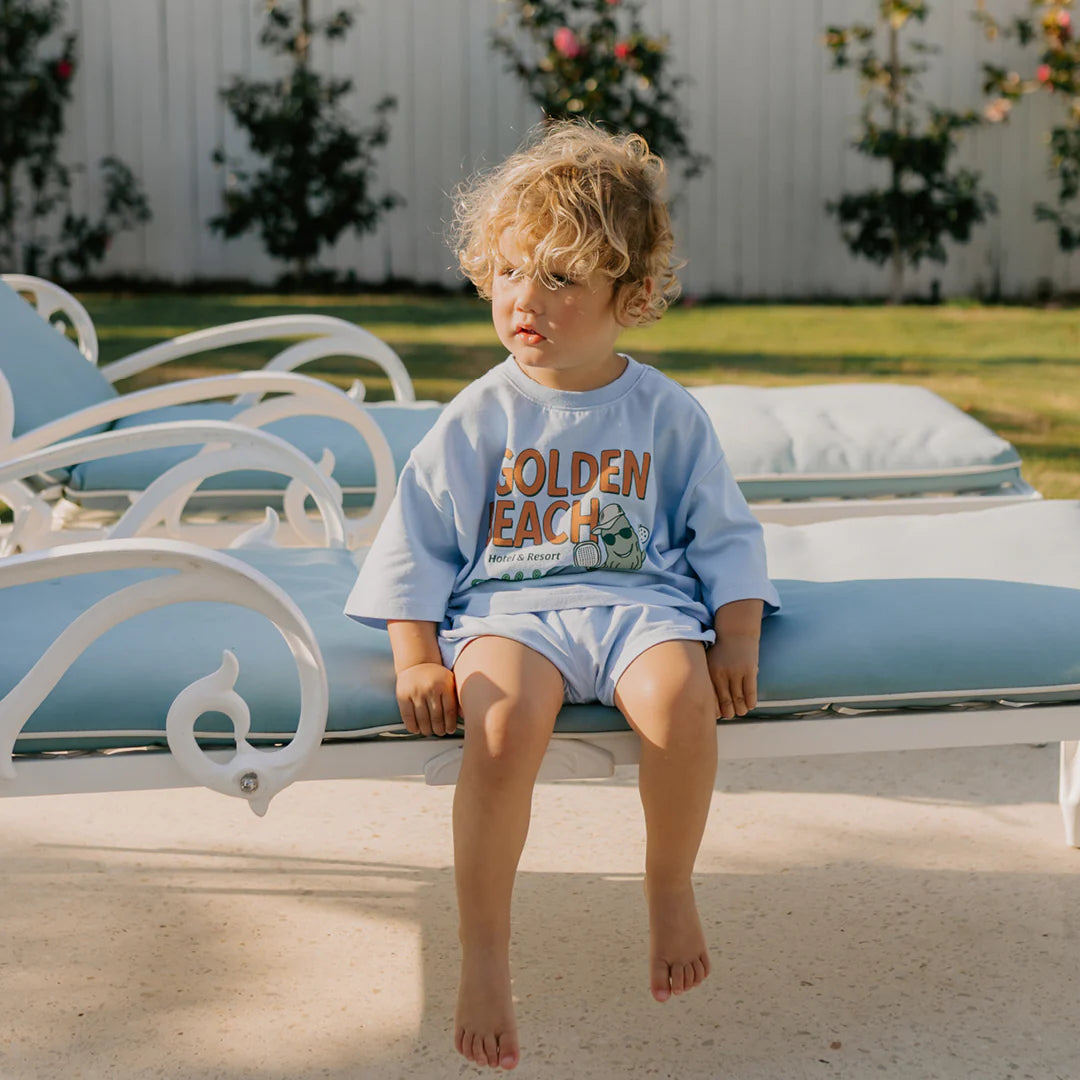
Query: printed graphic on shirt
[
  {"left": 472, "top": 446, "right": 653, "bottom": 584},
  {"left": 572, "top": 503, "right": 650, "bottom": 571}
]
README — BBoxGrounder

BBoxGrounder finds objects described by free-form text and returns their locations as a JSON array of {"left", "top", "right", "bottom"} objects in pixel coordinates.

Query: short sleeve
[
  {"left": 683, "top": 455, "right": 780, "bottom": 618},
  {"left": 344, "top": 459, "right": 466, "bottom": 630}
]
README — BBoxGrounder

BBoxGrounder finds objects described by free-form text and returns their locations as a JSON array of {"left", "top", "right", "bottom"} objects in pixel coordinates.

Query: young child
[{"left": 345, "top": 120, "right": 779, "bottom": 1071}]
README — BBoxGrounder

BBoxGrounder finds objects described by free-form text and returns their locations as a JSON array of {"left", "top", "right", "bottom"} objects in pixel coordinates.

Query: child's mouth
[{"left": 514, "top": 326, "right": 546, "bottom": 345}]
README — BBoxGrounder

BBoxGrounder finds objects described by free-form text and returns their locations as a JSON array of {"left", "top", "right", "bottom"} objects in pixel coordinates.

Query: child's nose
[{"left": 514, "top": 276, "right": 545, "bottom": 311}]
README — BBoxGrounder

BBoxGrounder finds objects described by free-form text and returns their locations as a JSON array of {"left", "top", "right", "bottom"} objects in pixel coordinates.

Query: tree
[
  {"left": 0, "top": 0, "right": 150, "bottom": 279},
  {"left": 825, "top": 1, "right": 996, "bottom": 302},
  {"left": 977, "top": 1, "right": 1080, "bottom": 251},
  {"left": 211, "top": 0, "right": 402, "bottom": 283},
  {"left": 492, "top": 0, "right": 707, "bottom": 179}
]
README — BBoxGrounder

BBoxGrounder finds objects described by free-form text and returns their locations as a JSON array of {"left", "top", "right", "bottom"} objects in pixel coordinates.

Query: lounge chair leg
[{"left": 1060, "top": 741, "right": 1080, "bottom": 848}]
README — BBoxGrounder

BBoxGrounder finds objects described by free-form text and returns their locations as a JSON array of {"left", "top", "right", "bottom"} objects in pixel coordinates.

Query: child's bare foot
[
  {"left": 645, "top": 880, "right": 711, "bottom": 1002},
  {"left": 455, "top": 943, "right": 520, "bottom": 1069}
]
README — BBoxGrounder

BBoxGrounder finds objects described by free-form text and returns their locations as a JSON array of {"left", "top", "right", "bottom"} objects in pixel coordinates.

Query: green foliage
[
  {"left": 211, "top": 0, "right": 402, "bottom": 281},
  {"left": 492, "top": 0, "right": 706, "bottom": 179},
  {"left": 0, "top": 0, "right": 150, "bottom": 279},
  {"left": 825, "top": 1, "right": 995, "bottom": 301},
  {"left": 978, "top": 1, "right": 1080, "bottom": 250}
]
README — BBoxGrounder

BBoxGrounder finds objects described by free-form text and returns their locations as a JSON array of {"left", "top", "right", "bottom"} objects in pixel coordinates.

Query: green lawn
[{"left": 82, "top": 292, "right": 1080, "bottom": 500}]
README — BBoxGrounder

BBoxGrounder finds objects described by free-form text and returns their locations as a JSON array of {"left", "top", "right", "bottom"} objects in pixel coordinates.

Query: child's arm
[
  {"left": 706, "top": 598, "right": 764, "bottom": 720},
  {"left": 387, "top": 620, "right": 459, "bottom": 737}
]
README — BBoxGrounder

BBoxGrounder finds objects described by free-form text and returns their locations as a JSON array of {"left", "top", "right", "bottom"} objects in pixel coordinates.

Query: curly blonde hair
[{"left": 451, "top": 120, "right": 681, "bottom": 326}]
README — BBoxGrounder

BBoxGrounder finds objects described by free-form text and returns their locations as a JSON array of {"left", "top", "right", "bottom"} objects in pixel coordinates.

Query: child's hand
[
  {"left": 706, "top": 634, "right": 759, "bottom": 720},
  {"left": 396, "top": 662, "right": 459, "bottom": 736}
]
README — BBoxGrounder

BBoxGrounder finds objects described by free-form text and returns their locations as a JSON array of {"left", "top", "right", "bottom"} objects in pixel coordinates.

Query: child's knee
[
  {"left": 620, "top": 666, "right": 716, "bottom": 724},
  {"left": 463, "top": 698, "right": 555, "bottom": 777}
]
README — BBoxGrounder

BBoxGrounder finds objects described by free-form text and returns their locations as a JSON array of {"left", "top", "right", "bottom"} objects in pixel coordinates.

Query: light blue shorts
[{"left": 438, "top": 605, "right": 715, "bottom": 707}]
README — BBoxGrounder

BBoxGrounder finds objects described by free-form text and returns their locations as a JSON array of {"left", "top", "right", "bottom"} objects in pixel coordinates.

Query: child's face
[{"left": 491, "top": 231, "right": 625, "bottom": 391}]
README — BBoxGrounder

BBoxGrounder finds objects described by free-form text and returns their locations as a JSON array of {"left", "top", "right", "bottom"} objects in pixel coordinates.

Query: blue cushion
[
  {"left": 6, "top": 501, "right": 1080, "bottom": 752},
  {"left": 66, "top": 399, "right": 443, "bottom": 496},
  {"left": 4, "top": 547, "right": 398, "bottom": 751},
  {"left": 0, "top": 280, "right": 117, "bottom": 437}
]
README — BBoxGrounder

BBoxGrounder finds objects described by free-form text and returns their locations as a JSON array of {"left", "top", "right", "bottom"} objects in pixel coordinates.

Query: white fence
[{"left": 55, "top": 0, "right": 1075, "bottom": 298}]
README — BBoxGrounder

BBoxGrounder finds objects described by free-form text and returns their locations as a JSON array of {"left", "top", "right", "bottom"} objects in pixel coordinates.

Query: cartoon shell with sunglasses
[{"left": 572, "top": 503, "right": 650, "bottom": 571}]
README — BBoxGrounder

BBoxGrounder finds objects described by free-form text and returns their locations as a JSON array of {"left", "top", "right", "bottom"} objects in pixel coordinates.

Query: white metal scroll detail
[
  {"left": 281, "top": 449, "right": 341, "bottom": 547},
  {"left": 0, "top": 539, "right": 329, "bottom": 814},
  {"left": 98, "top": 315, "right": 413, "bottom": 401},
  {"left": 2, "top": 274, "right": 100, "bottom": 363},
  {"left": 0, "top": 371, "right": 397, "bottom": 547},
  {"left": 0, "top": 369, "right": 14, "bottom": 446},
  {"left": 0, "top": 420, "right": 349, "bottom": 551},
  {"left": 227, "top": 388, "right": 395, "bottom": 547},
  {"left": 242, "top": 330, "right": 416, "bottom": 405}
]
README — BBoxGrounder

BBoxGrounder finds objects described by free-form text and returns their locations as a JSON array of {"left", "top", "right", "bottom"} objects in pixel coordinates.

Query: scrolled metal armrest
[
  {"left": 2, "top": 274, "right": 99, "bottom": 363},
  {"left": 0, "top": 420, "right": 348, "bottom": 552},
  {"left": 100, "top": 315, "right": 392, "bottom": 383},
  {"left": 0, "top": 538, "right": 329, "bottom": 814},
  {"left": 236, "top": 329, "right": 415, "bottom": 406},
  {"left": 2, "top": 371, "right": 395, "bottom": 547}
]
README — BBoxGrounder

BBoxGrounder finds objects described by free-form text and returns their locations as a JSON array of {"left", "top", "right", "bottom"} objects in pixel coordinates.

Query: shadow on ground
[{"left": 1, "top": 746, "right": 1076, "bottom": 1079}]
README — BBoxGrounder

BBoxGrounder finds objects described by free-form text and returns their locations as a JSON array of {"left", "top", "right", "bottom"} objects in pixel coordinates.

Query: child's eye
[{"left": 549, "top": 273, "right": 577, "bottom": 287}]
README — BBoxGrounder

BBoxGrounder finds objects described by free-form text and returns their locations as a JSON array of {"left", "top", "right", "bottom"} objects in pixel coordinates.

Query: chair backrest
[{"left": 0, "top": 279, "right": 117, "bottom": 437}]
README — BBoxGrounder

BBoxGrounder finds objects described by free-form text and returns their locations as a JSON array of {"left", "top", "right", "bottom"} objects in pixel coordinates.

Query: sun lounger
[
  {"left": 2, "top": 499, "right": 1078, "bottom": 845},
  {"left": 0, "top": 276, "right": 420, "bottom": 526},
  {"left": 0, "top": 357, "right": 397, "bottom": 549},
  {"left": 2, "top": 276, "right": 1037, "bottom": 522}
]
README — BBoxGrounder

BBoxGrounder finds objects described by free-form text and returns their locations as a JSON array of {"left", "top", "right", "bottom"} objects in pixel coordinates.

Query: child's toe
[
  {"left": 670, "top": 962, "right": 687, "bottom": 995},
  {"left": 693, "top": 957, "right": 707, "bottom": 986},
  {"left": 469, "top": 1032, "right": 487, "bottom": 1066},
  {"left": 482, "top": 1034, "right": 499, "bottom": 1068},
  {"left": 498, "top": 1034, "right": 520, "bottom": 1070},
  {"left": 650, "top": 958, "right": 672, "bottom": 1002}
]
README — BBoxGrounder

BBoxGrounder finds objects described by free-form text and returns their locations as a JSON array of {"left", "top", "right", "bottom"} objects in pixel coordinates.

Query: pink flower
[
  {"left": 553, "top": 27, "right": 581, "bottom": 59},
  {"left": 1058, "top": 9, "right": 1071, "bottom": 28},
  {"left": 56, "top": 59, "right": 73, "bottom": 80},
  {"left": 984, "top": 97, "right": 1013, "bottom": 123},
  {"left": 614, "top": 41, "right": 632, "bottom": 60},
  {"left": 1038, "top": 63, "right": 1052, "bottom": 83},
  {"left": 606, "top": 0, "right": 621, "bottom": 5}
]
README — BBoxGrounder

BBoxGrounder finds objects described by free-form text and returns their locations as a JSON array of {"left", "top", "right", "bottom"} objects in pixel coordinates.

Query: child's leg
[
  {"left": 452, "top": 635, "right": 565, "bottom": 1070},
  {"left": 613, "top": 640, "right": 719, "bottom": 1003}
]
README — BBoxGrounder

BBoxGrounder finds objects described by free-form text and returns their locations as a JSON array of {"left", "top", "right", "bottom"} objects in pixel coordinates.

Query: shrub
[
  {"left": 978, "top": 1, "right": 1080, "bottom": 250},
  {"left": 825, "top": 1, "right": 995, "bottom": 302},
  {"left": 492, "top": 0, "right": 707, "bottom": 179},
  {"left": 211, "top": 0, "right": 402, "bottom": 283},
  {"left": 0, "top": 0, "right": 150, "bottom": 279}
]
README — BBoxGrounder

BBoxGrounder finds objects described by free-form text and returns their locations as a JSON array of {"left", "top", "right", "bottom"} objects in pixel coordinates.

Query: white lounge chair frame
[
  {"left": 0, "top": 368, "right": 396, "bottom": 549},
  {"left": 3, "top": 273, "right": 414, "bottom": 404},
  {"left": 0, "top": 419, "right": 355, "bottom": 553},
  {"left": 0, "top": 540, "right": 329, "bottom": 816}
]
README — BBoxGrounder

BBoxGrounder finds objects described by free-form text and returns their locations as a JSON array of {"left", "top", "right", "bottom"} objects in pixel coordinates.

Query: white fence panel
[{"left": 50, "top": 0, "right": 1080, "bottom": 298}]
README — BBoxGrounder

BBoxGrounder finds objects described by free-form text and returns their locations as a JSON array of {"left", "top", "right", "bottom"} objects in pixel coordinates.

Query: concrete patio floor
[{"left": 1, "top": 743, "right": 1078, "bottom": 1080}]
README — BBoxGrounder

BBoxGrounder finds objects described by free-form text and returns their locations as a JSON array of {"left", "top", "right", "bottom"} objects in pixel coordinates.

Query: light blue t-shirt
[{"left": 345, "top": 356, "right": 780, "bottom": 630}]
